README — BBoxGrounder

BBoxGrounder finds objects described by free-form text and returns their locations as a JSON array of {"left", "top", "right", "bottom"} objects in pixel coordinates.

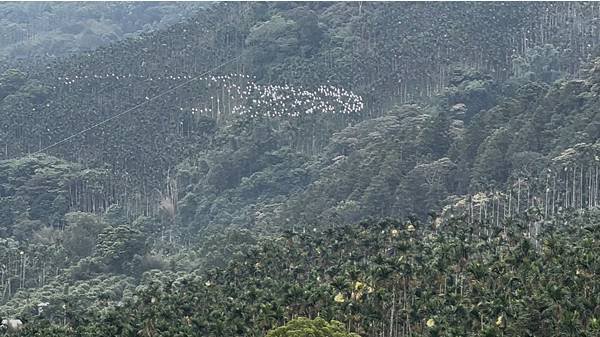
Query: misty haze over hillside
[{"left": 0, "top": 2, "right": 599, "bottom": 336}]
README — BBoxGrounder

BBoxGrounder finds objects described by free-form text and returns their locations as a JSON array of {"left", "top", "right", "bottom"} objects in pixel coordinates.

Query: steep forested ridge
[
  {"left": 0, "top": 2, "right": 203, "bottom": 63},
  {"left": 2, "top": 2, "right": 600, "bottom": 336},
  {"left": 3, "top": 2, "right": 600, "bottom": 223}
]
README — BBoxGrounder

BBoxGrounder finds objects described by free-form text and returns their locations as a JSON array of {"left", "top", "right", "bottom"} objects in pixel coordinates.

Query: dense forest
[
  {"left": 1, "top": 2, "right": 600, "bottom": 336},
  {"left": 0, "top": 2, "right": 203, "bottom": 63}
]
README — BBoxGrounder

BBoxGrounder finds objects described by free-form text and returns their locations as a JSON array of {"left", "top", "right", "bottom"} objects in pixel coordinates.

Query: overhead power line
[{"left": 28, "top": 54, "right": 242, "bottom": 157}]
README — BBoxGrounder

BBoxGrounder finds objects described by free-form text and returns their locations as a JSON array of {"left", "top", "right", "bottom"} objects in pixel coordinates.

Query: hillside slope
[
  {"left": 2, "top": 4, "right": 600, "bottom": 335},
  {"left": 0, "top": 2, "right": 203, "bottom": 63},
  {"left": 2, "top": 2, "right": 600, "bottom": 201}
]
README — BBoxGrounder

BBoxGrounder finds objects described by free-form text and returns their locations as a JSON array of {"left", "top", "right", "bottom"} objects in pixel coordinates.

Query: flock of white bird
[
  {"left": 234, "top": 81, "right": 364, "bottom": 118},
  {"left": 56, "top": 73, "right": 364, "bottom": 119},
  {"left": 56, "top": 73, "right": 254, "bottom": 85}
]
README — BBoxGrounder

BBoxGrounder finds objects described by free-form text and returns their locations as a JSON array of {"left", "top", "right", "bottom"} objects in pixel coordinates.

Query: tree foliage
[
  {"left": 3, "top": 3, "right": 600, "bottom": 337},
  {"left": 266, "top": 317, "right": 359, "bottom": 337}
]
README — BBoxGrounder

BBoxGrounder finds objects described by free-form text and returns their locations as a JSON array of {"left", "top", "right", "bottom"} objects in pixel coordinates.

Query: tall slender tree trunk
[{"left": 390, "top": 287, "right": 395, "bottom": 337}]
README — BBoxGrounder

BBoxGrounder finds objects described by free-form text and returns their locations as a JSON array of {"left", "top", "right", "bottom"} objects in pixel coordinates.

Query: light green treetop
[{"left": 266, "top": 317, "right": 360, "bottom": 337}]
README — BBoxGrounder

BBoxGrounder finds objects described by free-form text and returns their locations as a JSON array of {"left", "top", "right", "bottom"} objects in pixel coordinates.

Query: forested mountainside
[
  {"left": 3, "top": 2, "right": 600, "bottom": 223},
  {"left": 5, "top": 213, "right": 600, "bottom": 336},
  {"left": 0, "top": 2, "right": 203, "bottom": 63},
  {"left": 2, "top": 2, "right": 600, "bottom": 336}
]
